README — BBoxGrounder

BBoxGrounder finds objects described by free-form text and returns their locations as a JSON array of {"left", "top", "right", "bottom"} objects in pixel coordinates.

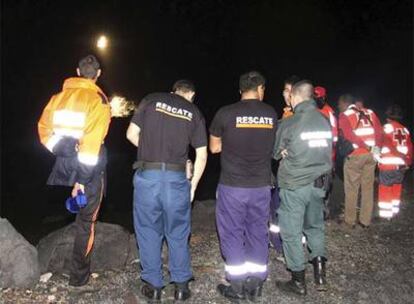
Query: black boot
[
  {"left": 217, "top": 280, "right": 246, "bottom": 301},
  {"left": 141, "top": 283, "right": 162, "bottom": 301},
  {"left": 312, "top": 256, "right": 327, "bottom": 291},
  {"left": 276, "top": 270, "right": 307, "bottom": 296},
  {"left": 175, "top": 281, "right": 191, "bottom": 301},
  {"left": 244, "top": 276, "right": 263, "bottom": 302}
]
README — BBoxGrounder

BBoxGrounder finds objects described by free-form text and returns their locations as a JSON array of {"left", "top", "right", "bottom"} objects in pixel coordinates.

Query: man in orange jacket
[
  {"left": 281, "top": 75, "right": 300, "bottom": 119},
  {"left": 38, "top": 55, "right": 111, "bottom": 286},
  {"left": 338, "top": 95, "right": 383, "bottom": 228},
  {"left": 378, "top": 105, "right": 413, "bottom": 219}
]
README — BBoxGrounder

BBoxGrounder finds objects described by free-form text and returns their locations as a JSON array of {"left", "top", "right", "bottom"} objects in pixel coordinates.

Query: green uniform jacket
[{"left": 274, "top": 100, "right": 333, "bottom": 190}]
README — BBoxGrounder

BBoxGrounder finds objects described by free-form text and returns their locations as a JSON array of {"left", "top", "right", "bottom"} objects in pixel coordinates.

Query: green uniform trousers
[{"left": 278, "top": 183, "right": 326, "bottom": 272}]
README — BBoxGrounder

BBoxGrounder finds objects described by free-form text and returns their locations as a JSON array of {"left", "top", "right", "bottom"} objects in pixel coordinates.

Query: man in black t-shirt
[
  {"left": 210, "top": 71, "right": 278, "bottom": 301},
  {"left": 126, "top": 80, "right": 208, "bottom": 302}
]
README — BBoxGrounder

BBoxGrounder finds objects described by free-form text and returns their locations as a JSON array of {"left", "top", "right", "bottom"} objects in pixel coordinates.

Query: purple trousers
[
  {"left": 269, "top": 188, "right": 283, "bottom": 252},
  {"left": 216, "top": 184, "right": 271, "bottom": 281}
]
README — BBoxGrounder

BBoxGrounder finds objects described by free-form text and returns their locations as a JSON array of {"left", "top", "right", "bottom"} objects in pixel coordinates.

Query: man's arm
[
  {"left": 190, "top": 146, "right": 208, "bottom": 202},
  {"left": 126, "top": 122, "right": 140, "bottom": 147},
  {"left": 209, "top": 135, "right": 222, "bottom": 154},
  {"left": 371, "top": 112, "right": 384, "bottom": 147}
]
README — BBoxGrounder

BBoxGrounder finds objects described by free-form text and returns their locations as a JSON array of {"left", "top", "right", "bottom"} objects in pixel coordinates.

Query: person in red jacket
[
  {"left": 314, "top": 86, "right": 338, "bottom": 150},
  {"left": 378, "top": 105, "right": 413, "bottom": 219},
  {"left": 338, "top": 94, "right": 383, "bottom": 228},
  {"left": 314, "top": 86, "right": 338, "bottom": 219}
]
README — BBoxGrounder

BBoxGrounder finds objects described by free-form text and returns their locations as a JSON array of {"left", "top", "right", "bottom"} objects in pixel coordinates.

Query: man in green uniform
[{"left": 273, "top": 80, "right": 333, "bottom": 295}]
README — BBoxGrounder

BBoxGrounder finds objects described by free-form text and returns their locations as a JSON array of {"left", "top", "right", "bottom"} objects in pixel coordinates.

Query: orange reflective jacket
[{"left": 38, "top": 77, "right": 111, "bottom": 167}]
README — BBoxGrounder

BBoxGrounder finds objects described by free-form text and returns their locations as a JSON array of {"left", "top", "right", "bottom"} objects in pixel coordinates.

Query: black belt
[{"left": 133, "top": 161, "right": 186, "bottom": 172}]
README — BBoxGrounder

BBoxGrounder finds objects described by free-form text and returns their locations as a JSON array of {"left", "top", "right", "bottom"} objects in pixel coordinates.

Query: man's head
[
  {"left": 239, "top": 71, "right": 266, "bottom": 101},
  {"left": 355, "top": 98, "right": 364, "bottom": 110},
  {"left": 338, "top": 94, "right": 355, "bottom": 113},
  {"left": 314, "top": 86, "right": 327, "bottom": 109},
  {"left": 283, "top": 75, "right": 300, "bottom": 106},
  {"left": 76, "top": 55, "right": 101, "bottom": 82},
  {"left": 290, "top": 80, "right": 314, "bottom": 109},
  {"left": 385, "top": 104, "right": 403, "bottom": 121},
  {"left": 172, "top": 79, "right": 196, "bottom": 102}
]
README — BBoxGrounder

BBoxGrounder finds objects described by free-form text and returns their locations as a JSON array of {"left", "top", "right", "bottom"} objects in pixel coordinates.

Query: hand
[
  {"left": 281, "top": 149, "right": 288, "bottom": 159},
  {"left": 72, "top": 183, "right": 85, "bottom": 197},
  {"left": 190, "top": 182, "right": 197, "bottom": 203}
]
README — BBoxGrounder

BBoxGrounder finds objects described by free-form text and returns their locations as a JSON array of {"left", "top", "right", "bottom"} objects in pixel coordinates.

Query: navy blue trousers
[{"left": 133, "top": 169, "right": 192, "bottom": 288}]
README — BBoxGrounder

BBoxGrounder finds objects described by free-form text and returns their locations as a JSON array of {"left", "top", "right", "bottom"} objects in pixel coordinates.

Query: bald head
[{"left": 290, "top": 80, "right": 314, "bottom": 109}]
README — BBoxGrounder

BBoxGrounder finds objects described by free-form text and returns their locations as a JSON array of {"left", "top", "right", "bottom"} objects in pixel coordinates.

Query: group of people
[{"left": 38, "top": 55, "right": 412, "bottom": 302}]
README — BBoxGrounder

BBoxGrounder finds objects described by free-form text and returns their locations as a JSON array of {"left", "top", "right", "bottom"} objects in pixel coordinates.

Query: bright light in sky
[{"left": 97, "top": 35, "right": 108, "bottom": 50}]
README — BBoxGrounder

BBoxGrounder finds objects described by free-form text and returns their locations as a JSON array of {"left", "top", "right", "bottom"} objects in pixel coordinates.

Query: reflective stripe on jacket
[{"left": 38, "top": 77, "right": 111, "bottom": 184}]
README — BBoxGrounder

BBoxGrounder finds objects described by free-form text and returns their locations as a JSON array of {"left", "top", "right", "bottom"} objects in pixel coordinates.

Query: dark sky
[{"left": 1, "top": 0, "right": 413, "bottom": 233}]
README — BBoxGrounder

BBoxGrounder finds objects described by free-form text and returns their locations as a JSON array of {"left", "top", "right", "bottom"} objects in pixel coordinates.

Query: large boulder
[
  {"left": 0, "top": 217, "right": 40, "bottom": 288},
  {"left": 37, "top": 222, "right": 138, "bottom": 274}
]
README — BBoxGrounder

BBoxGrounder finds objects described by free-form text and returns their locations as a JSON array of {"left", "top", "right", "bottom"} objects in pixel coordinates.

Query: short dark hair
[
  {"left": 239, "top": 71, "right": 266, "bottom": 93},
  {"left": 172, "top": 79, "right": 195, "bottom": 93},
  {"left": 284, "top": 75, "right": 300, "bottom": 86},
  {"left": 338, "top": 94, "right": 355, "bottom": 105},
  {"left": 291, "top": 80, "right": 314, "bottom": 99},
  {"left": 386, "top": 104, "right": 403, "bottom": 121},
  {"left": 78, "top": 55, "right": 100, "bottom": 79}
]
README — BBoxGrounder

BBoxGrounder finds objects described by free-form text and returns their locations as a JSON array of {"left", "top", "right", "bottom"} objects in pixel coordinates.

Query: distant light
[{"left": 97, "top": 35, "right": 108, "bottom": 50}]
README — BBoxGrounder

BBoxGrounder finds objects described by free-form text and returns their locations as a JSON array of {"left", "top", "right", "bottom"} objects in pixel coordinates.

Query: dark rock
[
  {"left": 0, "top": 217, "right": 40, "bottom": 288},
  {"left": 37, "top": 222, "right": 138, "bottom": 274}
]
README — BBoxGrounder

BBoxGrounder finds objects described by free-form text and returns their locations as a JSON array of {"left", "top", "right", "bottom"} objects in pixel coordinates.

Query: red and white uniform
[
  {"left": 338, "top": 105, "right": 383, "bottom": 156},
  {"left": 378, "top": 120, "right": 413, "bottom": 218},
  {"left": 319, "top": 104, "right": 338, "bottom": 159}
]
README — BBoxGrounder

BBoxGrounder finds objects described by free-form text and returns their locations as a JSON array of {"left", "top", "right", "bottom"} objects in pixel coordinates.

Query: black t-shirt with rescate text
[
  {"left": 130, "top": 92, "right": 207, "bottom": 165},
  {"left": 209, "top": 99, "right": 278, "bottom": 187}
]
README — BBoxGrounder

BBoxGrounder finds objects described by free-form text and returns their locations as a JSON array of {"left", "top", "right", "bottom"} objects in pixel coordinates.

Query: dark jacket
[{"left": 273, "top": 100, "right": 332, "bottom": 190}]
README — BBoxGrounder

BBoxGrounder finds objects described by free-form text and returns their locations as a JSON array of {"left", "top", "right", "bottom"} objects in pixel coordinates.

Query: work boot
[
  {"left": 244, "top": 276, "right": 263, "bottom": 302},
  {"left": 276, "top": 270, "right": 307, "bottom": 296},
  {"left": 312, "top": 256, "right": 327, "bottom": 291},
  {"left": 174, "top": 281, "right": 191, "bottom": 301},
  {"left": 217, "top": 280, "right": 246, "bottom": 301},
  {"left": 141, "top": 283, "right": 162, "bottom": 301}
]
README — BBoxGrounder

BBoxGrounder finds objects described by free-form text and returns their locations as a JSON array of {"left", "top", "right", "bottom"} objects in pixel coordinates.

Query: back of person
[
  {"left": 212, "top": 100, "right": 277, "bottom": 187},
  {"left": 133, "top": 92, "right": 205, "bottom": 166},
  {"left": 276, "top": 101, "right": 332, "bottom": 190},
  {"left": 210, "top": 71, "right": 278, "bottom": 301}
]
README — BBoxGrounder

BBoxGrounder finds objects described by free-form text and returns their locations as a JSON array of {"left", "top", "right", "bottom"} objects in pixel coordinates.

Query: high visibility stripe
[
  {"left": 352, "top": 144, "right": 359, "bottom": 149},
  {"left": 225, "top": 262, "right": 267, "bottom": 275},
  {"left": 45, "top": 135, "right": 63, "bottom": 152},
  {"left": 392, "top": 207, "right": 400, "bottom": 214},
  {"left": 378, "top": 202, "right": 393, "bottom": 210},
  {"left": 53, "top": 110, "right": 86, "bottom": 128},
  {"left": 354, "top": 128, "right": 374, "bottom": 136},
  {"left": 379, "top": 157, "right": 405, "bottom": 165},
  {"left": 308, "top": 139, "right": 328, "bottom": 147},
  {"left": 384, "top": 124, "right": 394, "bottom": 134},
  {"left": 300, "top": 131, "right": 332, "bottom": 140},
  {"left": 85, "top": 176, "right": 104, "bottom": 256},
  {"left": 392, "top": 200, "right": 401, "bottom": 206},
  {"left": 381, "top": 147, "right": 391, "bottom": 154},
  {"left": 302, "top": 235, "right": 307, "bottom": 244},
  {"left": 379, "top": 210, "right": 393, "bottom": 218},
  {"left": 245, "top": 262, "right": 267, "bottom": 273},
  {"left": 333, "top": 136, "right": 338, "bottom": 142},
  {"left": 344, "top": 109, "right": 354, "bottom": 116},
  {"left": 236, "top": 123, "right": 273, "bottom": 129},
  {"left": 328, "top": 112, "right": 336, "bottom": 128},
  {"left": 365, "top": 140, "right": 375, "bottom": 147},
  {"left": 54, "top": 128, "right": 84, "bottom": 138},
  {"left": 397, "top": 146, "right": 408, "bottom": 154},
  {"left": 225, "top": 264, "right": 246, "bottom": 276},
  {"left": 78, "top": 153, "right": 99, "bottom": 166},
  {"left": 269, "top": 224, "right": 280, "bottom": 233}
]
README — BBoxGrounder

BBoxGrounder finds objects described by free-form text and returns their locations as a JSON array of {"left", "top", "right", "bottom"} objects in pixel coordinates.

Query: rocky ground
[{"left": 1, "top": 174, "right": 413, "bottom": 304}]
